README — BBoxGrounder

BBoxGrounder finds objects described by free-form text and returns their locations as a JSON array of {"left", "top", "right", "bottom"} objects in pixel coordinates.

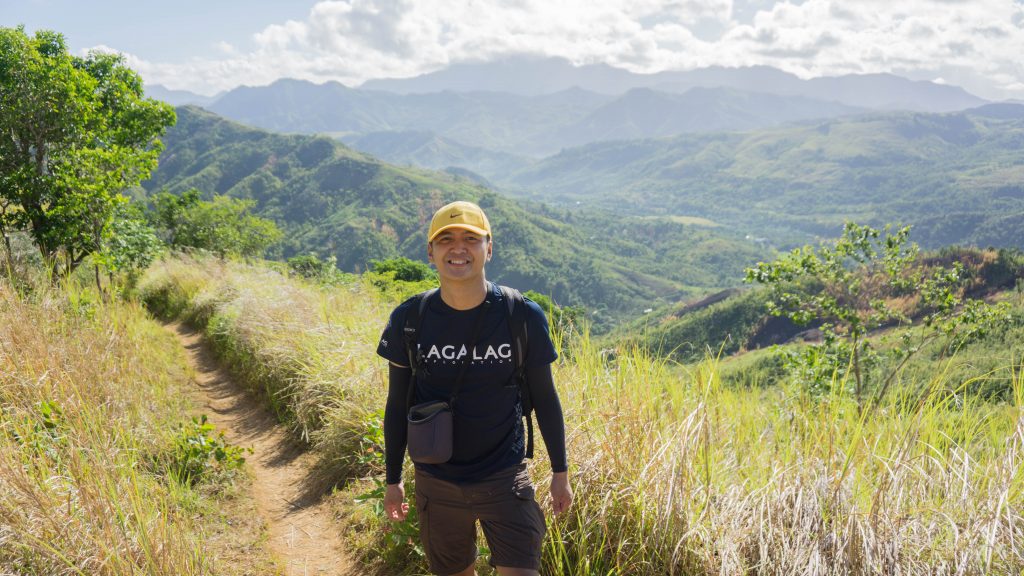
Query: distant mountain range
[
  {"left": 362, "top": 56, "right": 987, "bottom": 112},
  {"left": 145, "top": 84, "right": 221, "bottom": 107},
  {"left": 159, "top": 58, "right": 991, "bottom": 161},
  {"left": 203, "top": 79, "right": 869, "bottom": 157}
]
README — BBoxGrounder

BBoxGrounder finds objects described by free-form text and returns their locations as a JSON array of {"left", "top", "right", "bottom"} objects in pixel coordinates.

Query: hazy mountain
[
  {"left": 541, "top": 87, "right": 865, "bottom": 150},
  {"left": 208, "top": 79, "right": 609, "bottom": 154},
  {"left": 362, "top": 57, "right": 987, "bottom": 113},
  {"left": 342, "top": 130, "right": 533, "bottom": 175},
  {"left": 494, "top": 104, "right": 1024, "bottom": 248},
  {"left": 145, "top": 84, "right": 220, "bottom": 107},
  {"left": 208, "top": 78, "right": 872, "bottom": 158},
  {"left": 141, "top": 106, "right": 769, "bottom": 323},
  {"left": 361, "top": 55, "right": 639, "bottom": 95}
]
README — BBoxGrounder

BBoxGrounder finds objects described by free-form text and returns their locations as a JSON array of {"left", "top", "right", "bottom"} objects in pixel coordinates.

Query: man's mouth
[{"left": 448, "top": 259, "right": 468, "bottom": 265}]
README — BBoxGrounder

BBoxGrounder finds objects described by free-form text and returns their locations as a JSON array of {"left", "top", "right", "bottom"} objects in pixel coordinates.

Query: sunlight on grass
[{"left": 138, "top": 253, "right": 1024, "bottom": 574}]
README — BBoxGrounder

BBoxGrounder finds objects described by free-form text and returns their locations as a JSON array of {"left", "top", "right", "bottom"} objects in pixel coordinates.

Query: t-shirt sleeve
[
  {"left": 523, "top": 298, "right": 558, "bottom": 366},
  {"left": 376, "top": 302, "right": 410, "bottom": 367}
]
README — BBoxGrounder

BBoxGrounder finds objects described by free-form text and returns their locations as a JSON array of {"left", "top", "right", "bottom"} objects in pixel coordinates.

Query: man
[{"left": 377, "top": 200, "right": 572, "bottom": 576}]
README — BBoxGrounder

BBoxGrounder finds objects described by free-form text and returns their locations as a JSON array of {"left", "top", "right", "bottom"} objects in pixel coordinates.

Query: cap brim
[{"left": 428, "top": 223, "right": 490, "bottom": 242}]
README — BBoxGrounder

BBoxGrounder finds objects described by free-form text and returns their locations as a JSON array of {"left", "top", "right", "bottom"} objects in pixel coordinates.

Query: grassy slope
[
  {"left": 0, "top": 279, "right": 276, "bottom": 575},
  {"left": 138, "top": 253, "right": 1024, "bottom": 575}
]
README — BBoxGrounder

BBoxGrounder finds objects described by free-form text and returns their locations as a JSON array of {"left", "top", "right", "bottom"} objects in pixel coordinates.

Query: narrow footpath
[{"left": 168, "top": 322, "right": 357, "bottom": 576}]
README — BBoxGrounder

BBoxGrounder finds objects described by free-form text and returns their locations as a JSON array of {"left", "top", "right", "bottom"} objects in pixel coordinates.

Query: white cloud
[{"left": 122, "top": 0, "right": 1024, "bottom": 100}]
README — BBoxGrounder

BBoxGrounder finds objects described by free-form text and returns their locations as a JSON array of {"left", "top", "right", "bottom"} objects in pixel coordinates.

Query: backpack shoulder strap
[
  {"left": 499, "top": 285, "right": 535, "bottom": 458},
  {"left": 403, "top": 288, "right": 438, "bottom": 410},
  {"left": 500, "top": 286, "right": 528, "bottom": 374}
]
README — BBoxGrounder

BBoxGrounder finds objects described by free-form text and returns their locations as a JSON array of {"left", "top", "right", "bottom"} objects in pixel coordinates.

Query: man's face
[{"left": 427, "top": 227, "right": 492, "bottom": 283}]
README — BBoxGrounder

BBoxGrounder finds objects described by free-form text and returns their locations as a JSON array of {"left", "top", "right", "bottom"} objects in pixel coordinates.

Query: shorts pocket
[{"left": 511, "top": 469, "right": 536, "bottom": 501}]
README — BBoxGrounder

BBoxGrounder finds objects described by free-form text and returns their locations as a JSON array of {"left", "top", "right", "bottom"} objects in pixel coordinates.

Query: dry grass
[
  {"left": 138, "top": 254, "right": 1024, "bottom": 575},
  {"left": 0, "top": 278, "right": 277, "bottom": 575}
]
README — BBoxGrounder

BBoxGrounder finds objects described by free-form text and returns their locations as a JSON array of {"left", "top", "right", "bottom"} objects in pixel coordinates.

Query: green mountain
[
  {"left": 141, "top": 106, "right": 771, "bottom": 328},
  {"left": 493, "top": 104, "right": 1024, "bottom": 248}
]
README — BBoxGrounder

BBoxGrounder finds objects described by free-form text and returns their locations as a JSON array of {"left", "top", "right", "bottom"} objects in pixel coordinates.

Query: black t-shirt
[{"left": 377, "top": 282, "right": 558, "bottom": 482}]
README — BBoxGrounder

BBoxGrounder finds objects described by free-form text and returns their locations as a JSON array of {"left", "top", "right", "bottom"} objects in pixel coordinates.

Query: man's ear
[
  {"left": 427, "top": 242, "right": 434, "bottom": 264},
  {"left": 486, "top": 239, "right": 493, "bottom": 261}
]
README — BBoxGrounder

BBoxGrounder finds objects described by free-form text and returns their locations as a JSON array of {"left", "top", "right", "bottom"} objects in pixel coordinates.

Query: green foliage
[
  {"left": 524, "top": 289, "right": 585, "bottom": 332},
  {"left": 746, "top": 222, "right": 1012, "bottom": 404},
  {"left": 92, "top": 202, "right": 164, "bottom": 280},
  {"left": 493, "top": 108, "right": 1024, "bottom": 251},
  {"left": 142, "top": 106, "right": 772, "bottom": 330},
  {"left": 287, "top": 252, "right": 337, "bottom": 279},
  {"left": 149, "top": 189, "right": 283, "bottom": 258},
  {"left": 370, "top": 256, "right": 437, "bottom": 283},
  {"left": 353, "top": 412, "right": 426, "bottom": 561},
  {"left": 155, "top": 414, "right": 249, "bottom": 487},
  {"left": 0, "top": 26, "right": 175, "bottom": 276},
  {"left": 618, "top": 289, "right": 771, "bottom": 363},
  {"left": 365, "top": 257, "right": 438, "bottom": 300},
  {"left": 12, "top": 400, "right": 67, "bottom": 463}
]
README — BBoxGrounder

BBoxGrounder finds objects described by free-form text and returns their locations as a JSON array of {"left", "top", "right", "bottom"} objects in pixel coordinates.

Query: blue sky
[{"left": 6, "top": 0, "right": 1024, "bottom": 100}]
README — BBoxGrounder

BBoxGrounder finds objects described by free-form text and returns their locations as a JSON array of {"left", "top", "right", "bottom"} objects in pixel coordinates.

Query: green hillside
[
  {"left": 495, "top": 104, "right": 1024, "bottom": 248},
  {"left": 141, "top": 106, "right": 770, "bottom": 327}
]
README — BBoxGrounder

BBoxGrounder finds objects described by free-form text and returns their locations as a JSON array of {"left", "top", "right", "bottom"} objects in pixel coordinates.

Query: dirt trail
[{"left": 168, "top": 322, "right": 358, "bottom": 576}]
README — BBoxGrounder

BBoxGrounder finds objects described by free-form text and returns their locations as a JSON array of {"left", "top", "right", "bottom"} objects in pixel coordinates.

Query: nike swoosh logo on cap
[{"left": 450, "top": 212, "right": 463, "bottom": 218}]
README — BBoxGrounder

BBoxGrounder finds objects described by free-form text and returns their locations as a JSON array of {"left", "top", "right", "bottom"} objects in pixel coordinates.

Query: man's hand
[
  {"left": 550, "top": 472, "right": 573, "bottom": 517},
  {"left": 384, "top": 483, "right": 409, "bottom": 521}
]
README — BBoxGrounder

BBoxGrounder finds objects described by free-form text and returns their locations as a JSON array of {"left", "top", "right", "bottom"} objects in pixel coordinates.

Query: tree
[
  {"left": 150, "top": 191, "right": 282, "bottom": 258},
  {"left": 0, "top": 27, "right": 175, "bottom": 277},
  {"left": 92, "top": 202, "right": 163, "bottom": 292},
  {"left": 745, "top": 222, "right": 1010, "bottom": 406}
]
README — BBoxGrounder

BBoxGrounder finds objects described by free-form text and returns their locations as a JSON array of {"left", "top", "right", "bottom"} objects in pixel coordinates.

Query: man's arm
[
  {"left": 383, "top": 362, "right": 411, "bottom": 521},
  {"left": 527, "top": 362, "right": 573, "bottom": 516}
]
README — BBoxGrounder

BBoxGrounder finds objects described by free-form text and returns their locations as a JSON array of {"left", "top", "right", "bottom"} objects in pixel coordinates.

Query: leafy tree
[
  {"left": 370, "top": 257, "right": 437, "bottom": 283},
  {"left": 161, "top": 193, "right": 283, "bottom": 258},
  {"left": 745, "top": 222, "right": 1010, "bottom": 406},
  {"left": 288, "top": 253, "right": 335, "bottom": 279},
  {"left": 92, "top": 202, "right": 163, "bottom": 291},
  {"left": 148, "top": 188, "right": 201, "bottom": 248},
  {"left": 0, "top": 27, "right": 175, "bottom": 277}
]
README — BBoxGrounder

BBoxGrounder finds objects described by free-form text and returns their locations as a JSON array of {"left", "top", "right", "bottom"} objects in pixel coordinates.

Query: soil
[{"left": 168, "top": 322, "right": 359, "bottom": 576}]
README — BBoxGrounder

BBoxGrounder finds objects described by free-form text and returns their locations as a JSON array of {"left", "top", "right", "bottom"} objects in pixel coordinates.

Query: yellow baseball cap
[{"left": 427, "top": 201, "right": 492, "bottom": 242}]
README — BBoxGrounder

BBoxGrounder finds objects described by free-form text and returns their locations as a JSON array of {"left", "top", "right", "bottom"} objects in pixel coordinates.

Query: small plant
[
  {"left": 11, "top": 400, "right": 68, "bottom": 463},
  {"left": 159, "top": 415, "right": 250, "bottom": 487}
]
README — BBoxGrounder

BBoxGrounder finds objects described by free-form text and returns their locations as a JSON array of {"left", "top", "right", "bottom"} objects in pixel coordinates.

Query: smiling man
[{"left": 376, "top": 200, "right": 572, "bottom": 576}]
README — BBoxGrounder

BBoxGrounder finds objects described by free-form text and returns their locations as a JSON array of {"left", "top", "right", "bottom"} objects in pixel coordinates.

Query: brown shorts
[{"left": 414, "top": 464, "right": 546, "bottom": 574}]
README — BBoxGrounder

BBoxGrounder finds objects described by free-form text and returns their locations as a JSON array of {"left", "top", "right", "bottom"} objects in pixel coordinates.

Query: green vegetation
[
  {"left": 148, "top": 188, "right": 282, "bottom": 258},
  {"left": 153, "top": 415, "right": 251, "bottom": 487},
  {"left": 496, "top": 105, "right": 1024, "bottom": 249},
  {"left": 138, "top": 253, "right": 1024, "bottom": 574},
  {"left": 0, "top": 26, "right": 175, "bottom": 277},
  {"left": 0, "top": 276, "right": 275, "bottom": 574},
  {"left": 140, "top": 106, "right": 771, "bottom": 328},
  {"left": 747, "top": 222, "right": 1012, "bottom": 405}
]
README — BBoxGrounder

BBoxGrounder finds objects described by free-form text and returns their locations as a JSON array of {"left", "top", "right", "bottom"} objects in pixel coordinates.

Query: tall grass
[
  {"left": 0, "top": 280, "right": 210, "bottom": 574},
  {"left": 139, "top": 254, "right": 1024, "bottom": 574},
  {"left": 137, "top": 254, "right": 391, "bottom": 483}
]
